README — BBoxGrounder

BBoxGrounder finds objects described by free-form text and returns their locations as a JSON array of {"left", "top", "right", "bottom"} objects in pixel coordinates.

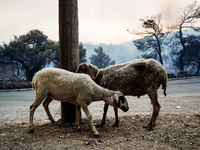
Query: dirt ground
[
  {"left": 0, "top": 113, "right": 199, "bottom": 150},
  {"left": 0, "top": 95, "right": 200, "bottom": 150}
]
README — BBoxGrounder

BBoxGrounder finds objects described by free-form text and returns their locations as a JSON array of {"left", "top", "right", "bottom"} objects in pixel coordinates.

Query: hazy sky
[{"left": 0, "top": 0, "right": 199, "bottom": 45}]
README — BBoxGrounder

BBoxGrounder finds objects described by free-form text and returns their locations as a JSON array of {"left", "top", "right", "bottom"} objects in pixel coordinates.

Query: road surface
[{"left": 0, "top": 77, "right": 199, "bottom": 124}]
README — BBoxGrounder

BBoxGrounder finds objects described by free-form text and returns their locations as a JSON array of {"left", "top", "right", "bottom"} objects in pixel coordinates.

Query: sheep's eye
[{"left": 119, "top": 96, "right": 125, "bottom": 103}]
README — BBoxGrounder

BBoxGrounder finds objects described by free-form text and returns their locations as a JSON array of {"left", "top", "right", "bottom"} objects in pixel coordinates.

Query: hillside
[
  {"left": 82, "top": 41, "right": 139, "bottom": 64},
  {"left": 81, "top": 29, "right": 200, "bottom": 74},
  {"left": 82, "top": 41, "right": 177, "bottom": 74}
]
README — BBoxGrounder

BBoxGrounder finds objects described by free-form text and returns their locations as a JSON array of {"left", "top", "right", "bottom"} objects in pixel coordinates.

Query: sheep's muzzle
[
  {"left": 121, "top": 106, "right": 129, "bottom": 112},
  {"left": 114, "top": 96, "right": 129, "bottom": 112}
]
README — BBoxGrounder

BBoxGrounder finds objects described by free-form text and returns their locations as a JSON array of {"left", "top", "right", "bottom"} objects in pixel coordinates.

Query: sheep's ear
[
  {"left": 114, "top": 94, "right": 120, "bottom": 107},
  {"left": 113, "top": 94, "right": 118, "bottom": 100},
  {"left": 86, "top": 65, "right": 96, "bottom": 80},
  {"left": 76, "top": 63, "right": 96, "bottom": 80},
  {"left": 76, "top": 63, "right": 87, "bottom": 73}
]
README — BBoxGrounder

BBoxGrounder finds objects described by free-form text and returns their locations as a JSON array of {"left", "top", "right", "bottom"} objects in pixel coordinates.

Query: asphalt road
[
  {"left": 164, "top": 78, "right": 200, "bottom": 97},
  {"left": 0, "top": 77, "right": 199, "bottom": 124}
]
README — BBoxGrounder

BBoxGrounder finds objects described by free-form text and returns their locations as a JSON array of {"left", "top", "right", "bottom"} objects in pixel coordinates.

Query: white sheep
[
  {"left": 76, "top": 58, "right": 168, "bottom": 130},
  {"left": 29, "top": 68, "right": 129, "bottom": 138}
]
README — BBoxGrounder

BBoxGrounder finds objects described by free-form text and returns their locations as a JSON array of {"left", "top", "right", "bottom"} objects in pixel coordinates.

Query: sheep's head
[
  {"left": 76, "top": 63, "right": 98, "bottom": 80},
  {"left": 113, "top": 93, "right": 129, "bottom": 112}
]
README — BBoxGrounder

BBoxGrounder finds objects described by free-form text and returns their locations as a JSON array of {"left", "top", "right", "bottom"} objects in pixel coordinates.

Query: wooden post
[{"left": 59, "top": 0, "right": 79, "bottom": 123}]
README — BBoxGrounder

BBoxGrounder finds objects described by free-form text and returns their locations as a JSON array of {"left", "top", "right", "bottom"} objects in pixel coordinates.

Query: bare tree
[
  {"left": 59, "top": 0, "right": 79, "bottom": 123},
  {"left": 169, "top": 1, "right": 200, "bottom": 72},
  {"left": 183, "top": 35, "right": 200, "bottom": 74},
  {"left": 129, "top": 13, "right": 168, "bottom": 65}
]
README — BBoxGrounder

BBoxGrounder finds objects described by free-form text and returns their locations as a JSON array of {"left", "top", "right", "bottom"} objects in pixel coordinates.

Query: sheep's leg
[
  {"left": 99, "top": 103, "right": 109, "bottom": 127},
  {"left": 81, "top": 104, "right": 100, "bottom": 138},
  {"left": 75, "top": 106, "right": 81, "bottom": 130},
  {"left": 113, "top": 106, "right": 119, "bottom": 127},
  {"left": 145, "top": 90, "right": 160, "bottom": 130},
  {"left": 43, "top": 96, "right": 54, "bottom": 123},
  {"left": 29, "top": 94, "right": 46, "bottom": 133}
]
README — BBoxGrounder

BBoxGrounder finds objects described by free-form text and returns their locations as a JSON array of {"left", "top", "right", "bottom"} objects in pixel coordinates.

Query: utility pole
[{"left": 59, "top": 0, "right": 79, "bottom": 123}]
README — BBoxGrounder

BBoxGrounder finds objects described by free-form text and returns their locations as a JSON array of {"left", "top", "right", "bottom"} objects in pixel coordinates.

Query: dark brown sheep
[{"left": 76, "top": 58, "right": 168, "bottom": 130}]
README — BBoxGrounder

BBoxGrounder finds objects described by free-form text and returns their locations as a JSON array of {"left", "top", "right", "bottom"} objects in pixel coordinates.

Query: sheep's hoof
[
  {"left": 142, "top": 124, "right": 153, "bottom": 131},
  {"left": 112, "top": 124, "right": 119, "bottom": 127},
  {"left": 142, "top": 124, "right": 148, "bottom": 128},
  {"left": 147, "top": 127, "right": 153, "bottom": 131},
  {"left": 97, "top": 122, "right": 105, "bottom": 128},
  {"left": 28, "top": 128, "right": 35, "bottom": 134},
  {"left": 97, "top": 124, "right": 103, "bottom": 128},
  {"left": 75, "top": 128, "right": 81, "bottom": 132},
  {"left": 112, "top": 122, "right": 119, "bottom": 127},
  {"left": 94, "top": 134, "right": 100, "bottom": 138}
]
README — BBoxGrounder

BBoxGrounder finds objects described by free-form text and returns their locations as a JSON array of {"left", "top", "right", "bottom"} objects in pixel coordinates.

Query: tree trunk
[
  {"left": 154, "top": 34, "right": 163, "bottom": 65},
  {"left": 59, "top": 0, "right": 79, "bottom": 123},
  {"left": 179, "top": 28, "right": 186, "bottom": 71},
  {"left": 26, "top": 72, "right": 33, "bottom": 81},
  {"left": 157, "top": 43, "right": 163, "bottom": 65},
  {"left": 195, "top": 65, "right": 200, "bottom": 74}
]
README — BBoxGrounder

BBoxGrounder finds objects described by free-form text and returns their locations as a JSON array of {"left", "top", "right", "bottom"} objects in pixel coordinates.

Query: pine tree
[
  {"left": 89, "top": 47, "right": 115, "bottom": 69},
  {"left": 79, "top": 43, "right": 87, "bottom": 63}
]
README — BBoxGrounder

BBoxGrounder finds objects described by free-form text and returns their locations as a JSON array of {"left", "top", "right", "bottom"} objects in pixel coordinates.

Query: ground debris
[{"left": 0, "top": 114, "right": 199, "bottom": 150}]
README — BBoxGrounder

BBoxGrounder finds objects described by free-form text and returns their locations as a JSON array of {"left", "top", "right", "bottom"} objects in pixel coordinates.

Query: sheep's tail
[
  {"left": 32, "top": 77, "right": 35, "bottom": 90},
  {"left": 161, "top": 70, "right": 168, "bottom": 97},
  {"left": 32, "top": 82, "right": 35, "bottom": 90}
]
